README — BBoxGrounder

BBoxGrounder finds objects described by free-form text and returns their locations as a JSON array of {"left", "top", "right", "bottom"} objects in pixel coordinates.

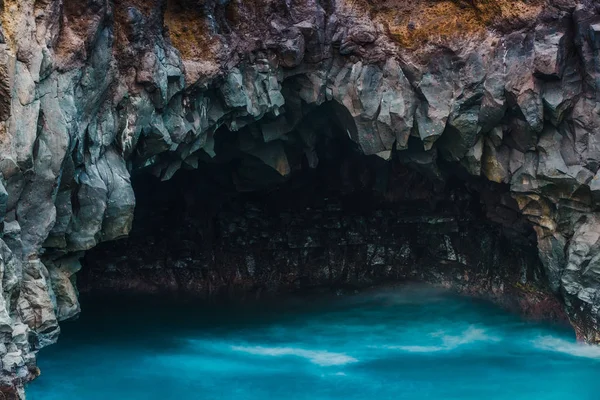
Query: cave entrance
[{"left": 79, "top": 100, "right": 561, "bottom": 320}]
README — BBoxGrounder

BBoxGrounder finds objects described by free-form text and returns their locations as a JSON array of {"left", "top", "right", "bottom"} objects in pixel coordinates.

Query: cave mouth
[
  {"left": 27, "top": 99, "right": 580, "bottom": 398},
  {"left": 78, "top": 101, "right": 564, "bottom": 322}
]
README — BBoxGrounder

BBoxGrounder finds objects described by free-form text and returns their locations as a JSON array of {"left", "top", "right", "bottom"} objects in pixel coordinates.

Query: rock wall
[{"left": 0, "top": 0, "right": 598, "bottom": 397}]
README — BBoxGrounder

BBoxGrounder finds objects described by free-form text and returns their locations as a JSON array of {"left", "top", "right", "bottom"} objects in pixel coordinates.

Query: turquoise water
[{"left": 28, "top": 286, "right": 600, "bottom": 400}]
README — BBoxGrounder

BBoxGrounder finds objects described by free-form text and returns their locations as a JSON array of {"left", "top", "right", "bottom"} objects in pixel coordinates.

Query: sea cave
[{"left": 1, "top": 0, "right": 600, "bottom": 399}]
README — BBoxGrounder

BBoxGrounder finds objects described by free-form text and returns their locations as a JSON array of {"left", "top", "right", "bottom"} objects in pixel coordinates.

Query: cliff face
[{"left": 0, "top": 0, "right": 599, "bottom": 397}]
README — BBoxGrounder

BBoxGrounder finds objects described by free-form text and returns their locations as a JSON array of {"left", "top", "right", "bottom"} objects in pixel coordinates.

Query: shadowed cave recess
[{"left": 81, "top": 101, "right": 563, "bottom": 319}]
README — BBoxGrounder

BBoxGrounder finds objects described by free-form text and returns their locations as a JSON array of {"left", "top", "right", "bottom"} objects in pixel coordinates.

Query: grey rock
[{"left": 1, "top": 1, "right": 600, "bottom": 396}]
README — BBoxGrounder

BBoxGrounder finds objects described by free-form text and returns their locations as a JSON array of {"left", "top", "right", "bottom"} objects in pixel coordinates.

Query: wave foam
[
  {"left": 379, "top": 326, "right": 500, "bottom": 353},
  {"left": 534, "top": 336, "right": 600, "bottom": 359},
  {"left": 231, "top": 345, "right": 358, "bottom": 366},
  {"left": 387, "top": 345, "right": 446, "bottom": 353},
  {"left": 438, "top": 326, "right": 501, "bottom": 348}
]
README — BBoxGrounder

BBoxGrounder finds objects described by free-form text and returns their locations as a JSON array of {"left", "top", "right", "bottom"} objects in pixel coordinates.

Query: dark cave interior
[{"left": 77, "top": 101, "right": 558, "bottom": 319}]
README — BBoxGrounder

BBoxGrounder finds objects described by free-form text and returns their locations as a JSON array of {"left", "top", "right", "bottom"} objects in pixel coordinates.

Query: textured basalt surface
[{"left": 0, "top": 0, "right": 599, "bottom": 397}]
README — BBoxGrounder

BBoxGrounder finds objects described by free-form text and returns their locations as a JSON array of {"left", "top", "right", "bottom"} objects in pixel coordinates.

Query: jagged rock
[
  {"left": 482, "top": 139, "right": 510, "bottom": 184},
  {"left": 0, "top": 0, "right": 600, "bottom": 397},
  {"left": 46, "top": 255, "right": 82, "bottom": 321}
]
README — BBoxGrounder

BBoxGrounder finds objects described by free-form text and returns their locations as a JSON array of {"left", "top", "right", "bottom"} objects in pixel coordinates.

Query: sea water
[{"left": 27, "top": 286, "right": 600, "bottom": 400}]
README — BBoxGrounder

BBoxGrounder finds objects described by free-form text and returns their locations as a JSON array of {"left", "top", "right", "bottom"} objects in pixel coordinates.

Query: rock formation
[{"left": 0, "top": 0, "right": 598, "bottom": 397}]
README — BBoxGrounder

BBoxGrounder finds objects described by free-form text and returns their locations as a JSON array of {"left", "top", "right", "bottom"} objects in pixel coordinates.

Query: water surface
[{"left": 28, "top": 287, "right": 600, "bottom": 399}]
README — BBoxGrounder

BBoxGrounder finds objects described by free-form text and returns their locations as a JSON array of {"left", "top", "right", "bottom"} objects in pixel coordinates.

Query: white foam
[
  {"left": 438, "top": 326, "right": 501, "bottom": 349},
  {"left": 230, "top": 345, "right": 358, "bottom": 366},
  {"left": 378, "top": 325, "right": 500, "bottom": 353},
  {"left": 534, "top": 336, "right": 600, "bottom": 359},
  {"left": 386, "top": 345, "right": 446, "bottom": 353}
]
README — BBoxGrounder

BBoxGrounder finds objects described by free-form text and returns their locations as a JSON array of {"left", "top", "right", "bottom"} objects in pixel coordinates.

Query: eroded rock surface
[{"left": 0, "top": 0, "right": 599, "bottom": 397}]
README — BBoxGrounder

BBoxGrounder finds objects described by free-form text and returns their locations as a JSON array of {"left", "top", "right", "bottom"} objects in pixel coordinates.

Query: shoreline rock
[{"left": 0, "top": 0, "right": 599, "bottom": 396}]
